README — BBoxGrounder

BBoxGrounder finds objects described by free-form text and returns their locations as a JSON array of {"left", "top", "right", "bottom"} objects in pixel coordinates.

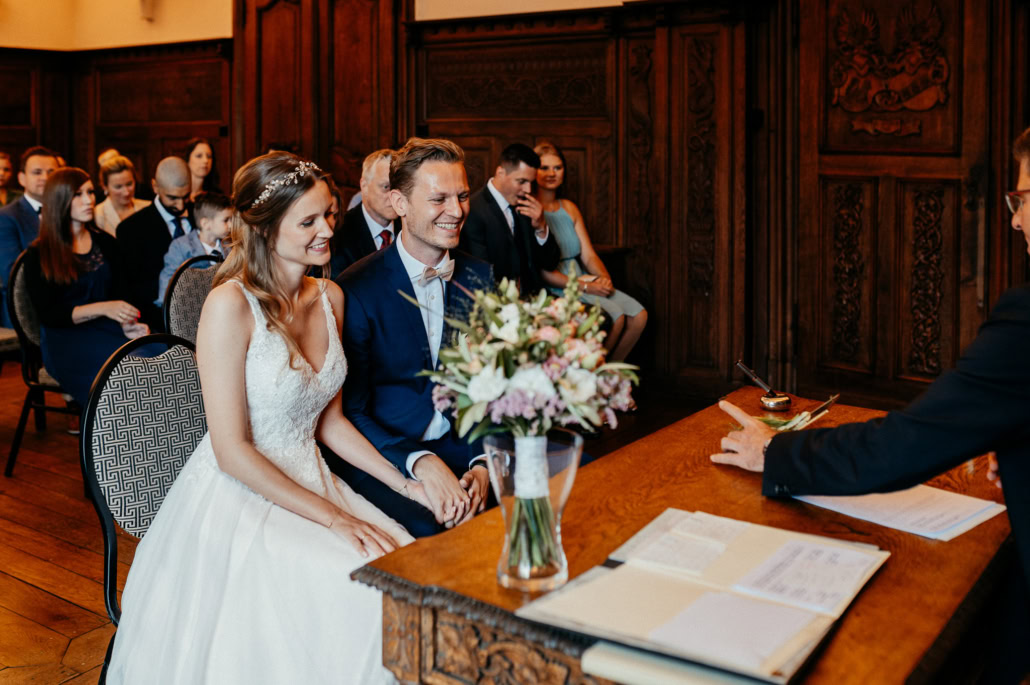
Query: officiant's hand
[
  {"left": 413, "top": 455, "right": 470, "bottom": 525},
  {"left": 709, "top": 401, "right": 775, "bottom": 472},
  {"left": 457, "top": 465, "right": 489, "bottom": 524}
]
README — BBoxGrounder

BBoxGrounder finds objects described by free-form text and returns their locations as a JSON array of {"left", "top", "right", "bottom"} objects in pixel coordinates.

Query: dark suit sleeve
[
  {"left": 533, "top": 223, "right": 560, "bottom": 273},
  {"left": 116, "top": 219, "right": 147, "bottom": 312},
  {"left": 0, "top": 211, "right": 22, "bottom": 292},
  {"left": 340, "top": 285, "right": 430, "bottom": 472},
  {"left": 763, "top": 286, "right": 1030, "bottom": 497},
  {"left": 459, "top": 210, "right": 492, "bottom": 266}
]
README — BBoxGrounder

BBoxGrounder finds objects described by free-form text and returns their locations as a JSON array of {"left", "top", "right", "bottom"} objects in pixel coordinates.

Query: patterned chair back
[
  {"left": 10, "top": 252, "right": 42, "bottom": 348},
  {"left": 165, "top": 255, "right": 223, "bottom": 344},
  {"left": 85, "top": 339, "right": 206, "bottom": 537}
]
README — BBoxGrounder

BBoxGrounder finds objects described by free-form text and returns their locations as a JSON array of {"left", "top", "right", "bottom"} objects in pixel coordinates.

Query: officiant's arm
[{"left": 196, "top": 283, "right": 400, "bottom": 557}]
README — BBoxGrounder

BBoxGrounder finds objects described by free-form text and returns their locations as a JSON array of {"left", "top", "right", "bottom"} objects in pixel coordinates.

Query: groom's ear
[{"left": 389, "top": 188, "right": 407, "bottom": 217}]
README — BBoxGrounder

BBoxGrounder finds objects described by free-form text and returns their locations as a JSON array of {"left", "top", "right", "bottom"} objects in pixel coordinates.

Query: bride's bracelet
[{"left": 391, "top": 479, "right": 412, "bottom": 499}]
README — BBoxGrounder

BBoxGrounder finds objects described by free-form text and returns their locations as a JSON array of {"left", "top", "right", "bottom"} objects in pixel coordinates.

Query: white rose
[
  {"left": 499, "top": 303, "right": 521, "bottom": 325},
  {"left": 509, "top": 366, "right": 556, "bottom": 399},
  {"left": 467, "top": 365, "right": 508, "bottom": 403},
  {"left": 560, "top": 367, "right": 597, "bottom": 404},
  {"left": 489, "top": 319, "right": 520, "bottom": 344}
]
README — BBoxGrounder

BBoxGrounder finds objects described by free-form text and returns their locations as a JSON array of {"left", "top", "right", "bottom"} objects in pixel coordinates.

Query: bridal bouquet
[
  {"left": 424, "top": 277, "right": 638, "bottom": 588},
  {"left": 426, "top": 277, "right": 639, "bottom": 441}
]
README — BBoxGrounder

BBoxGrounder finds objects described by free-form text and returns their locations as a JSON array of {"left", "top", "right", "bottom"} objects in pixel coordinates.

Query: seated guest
[
  {"left": 156, "top": 191, "right": 231, "bottom": 304},
  {"left": 709, "top": 128, "right": 1030, "bottom": 685},
  {"left": 329, "top": 149, "right": 398, "bottom": 277},
  {"left": 97, "top": 147, "right": 120, "bottom": 167},
  {"left": 94, "top": 155, "right": 151, "bottom": 237},
  {"left": 0, "top": 151, "right": 22, "bottom": 207},
  {"left": 534, "top": 142, "right": 647, "bottom": 361},
  {"left": 184, "top": 137, "right": 220, "bottom": 200},
  {"left": 459, "top": 143, "right": 559, "bottom": 296},
  {"left": 0, "top": 146, "right": 59, "bottom": 328},
  {"left": 117, "top": 156, "right": 193, "bottom": 331},
  {"left": 22, "top": 168, "right": 149, "bottom": 407},
  {"left": 327, "top": 137, "right": 494, "bottom": 537}
]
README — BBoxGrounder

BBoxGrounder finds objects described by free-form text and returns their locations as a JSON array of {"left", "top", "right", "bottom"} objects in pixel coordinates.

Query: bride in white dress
[{"left": 107, "top": 152, "right": 432, "bottom": 684}]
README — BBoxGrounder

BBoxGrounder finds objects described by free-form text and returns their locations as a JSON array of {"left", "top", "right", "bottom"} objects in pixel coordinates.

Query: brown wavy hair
[
  {"left": 34, "top": 167, "right": 94, "bottom": 285},
  {"left": 214, "top": 152, "right": 328, "bottom": 367}
]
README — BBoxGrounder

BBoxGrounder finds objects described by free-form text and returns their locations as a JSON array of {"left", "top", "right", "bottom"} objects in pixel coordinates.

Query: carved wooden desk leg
[
  {"left": 418, "top": 604, "right": 615, "bottom": 685},
  {"left": 382, "top": 592, "right": 422, "bottom": 684}
]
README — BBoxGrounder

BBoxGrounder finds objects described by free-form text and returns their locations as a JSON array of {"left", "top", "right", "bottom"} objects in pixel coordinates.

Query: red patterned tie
[{"left": 379, "top": 230, "right": 393, "bottom": 251}]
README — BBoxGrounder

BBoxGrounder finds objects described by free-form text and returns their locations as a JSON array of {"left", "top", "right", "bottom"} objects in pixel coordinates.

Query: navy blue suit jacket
[
  {"left": 0, "top": 196, "right": 40, "bottom": 327},
  {"left": 336, "top": 244, "right": 493, "bottom": 472},
  {"left": 765, "top": 284, "right": 1030, "bottom": 597}
]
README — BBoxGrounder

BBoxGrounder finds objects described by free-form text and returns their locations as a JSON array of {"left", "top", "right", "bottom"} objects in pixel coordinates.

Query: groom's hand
[
  {"left": 413, "top": 455, "right": 470, "bottom": 526},
  {"left": 457, "top": 465, "right": 489, "bottom": 524}
]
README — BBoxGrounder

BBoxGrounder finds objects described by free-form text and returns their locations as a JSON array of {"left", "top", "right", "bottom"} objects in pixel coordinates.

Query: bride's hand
[
  {"left": 404, "top": 480, "right": 434, "bottom": 512},
  {"left": 327, "top": 510, "right": 399, "bottom": 558}
]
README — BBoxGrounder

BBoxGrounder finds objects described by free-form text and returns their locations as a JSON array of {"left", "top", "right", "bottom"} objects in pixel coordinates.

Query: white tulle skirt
[{"left": 107, "top": 436, "right": 406, "bottom": 684}]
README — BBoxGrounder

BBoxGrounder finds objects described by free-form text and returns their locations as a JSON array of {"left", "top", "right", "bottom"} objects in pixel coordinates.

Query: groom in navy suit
[{"left": 325, "top": 138, "right": 494, "bottom": 537}]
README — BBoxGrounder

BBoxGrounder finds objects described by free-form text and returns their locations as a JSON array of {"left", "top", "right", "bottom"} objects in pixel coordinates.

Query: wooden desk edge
[{"left": 353, "top": 565, "right": 613, "bottom": 684}]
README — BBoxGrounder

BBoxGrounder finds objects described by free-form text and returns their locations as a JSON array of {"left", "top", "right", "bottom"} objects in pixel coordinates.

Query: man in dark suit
[
  {"left": 710, "top": 131, "right": 1030, "bottom": 684},
  {"left": 0, "top": 146, "right": 58, "bottom": 328},
  {"left": 326, "top": 137, "right": 494, "bottom": 537},
  {"left": 328, "top": 148, "right": 398, "bottom": 278},
  {"left": 459, "top": 143, "right": 559, "bottom": 297},
  {"left": 116, "top": 156, "right": 193, "bottom": 331}
]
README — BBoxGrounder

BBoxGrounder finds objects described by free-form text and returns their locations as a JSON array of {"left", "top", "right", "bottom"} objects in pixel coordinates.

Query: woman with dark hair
[
  {"left": 107, "top": 152, "right": 430, "bottom": 684},
  {"left": 533, "top": 141, "right": 648, "bottom": 361},
  {"left": 183, "top": 137, "right": 221, "bottom": 200},
  {"left": 0, "top": 151, "right": 21, "bottom": 207},
  {"left": 23, "top": 168, "right": 148, "bottom": 406}
]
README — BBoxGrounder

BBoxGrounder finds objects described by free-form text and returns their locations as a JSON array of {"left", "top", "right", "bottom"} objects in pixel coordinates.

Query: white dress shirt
[
  {"left": 154, "top": 198, "right": 192, "bottom": 238},
  {"left": 361, "top": 204, "right": 394, "bottom": 249},
  {"left": 395, "top": 235, "right": 453, "bottom": 476},
  {"left": 24, "top": 196, "right": 42, "bottom": 214},
  {"left": 486, "top": 178, "right": 549, "bottom": 244}
]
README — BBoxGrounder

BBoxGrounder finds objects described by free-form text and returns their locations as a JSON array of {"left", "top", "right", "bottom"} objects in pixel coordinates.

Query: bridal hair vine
[{"left": 250, "top": 160, "right": 322, "bottom": 208}]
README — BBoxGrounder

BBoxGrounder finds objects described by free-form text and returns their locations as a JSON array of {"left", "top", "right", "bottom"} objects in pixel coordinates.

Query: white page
[
  {"left": 671, "top": 511, "right": 748, "bottom": 546},
  {"left": 796, "top": 485, "right": 1005, "bottom": 539},
  {"left": 734, "top": 540, "right": 879, "bottom": 615},
  {"left": 630, "top": 533, "right": 725, "bottom": 575},
  {"left": 648, "top": 591, "right": 817, "bottom": 674},
  {"left": 609, "top": 508, "right": 692, "bottom": 562}
]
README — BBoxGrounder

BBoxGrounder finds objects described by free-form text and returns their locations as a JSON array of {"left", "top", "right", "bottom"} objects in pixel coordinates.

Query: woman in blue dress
[
  {"left": 23, "top": 167, "right": 150, "bottom": 407},
  {"left": 533, "top": 142, "right": 648, "bottom": 361}
]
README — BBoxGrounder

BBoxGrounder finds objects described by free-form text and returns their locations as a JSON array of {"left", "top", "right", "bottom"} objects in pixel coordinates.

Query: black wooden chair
[
  {"left": 5, "top": 250, "right": 79, "bottom": 477},
  {"left": 80, "top": 334, "right": 206, "bottom": 681},
  {"left": 162, "top": 253, "right": 223, "bottom": 343}
]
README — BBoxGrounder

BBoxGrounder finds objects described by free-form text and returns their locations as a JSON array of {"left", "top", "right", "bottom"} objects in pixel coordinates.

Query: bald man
[{"left": 117, "top": 156, "right": 194, "bottom": 331}]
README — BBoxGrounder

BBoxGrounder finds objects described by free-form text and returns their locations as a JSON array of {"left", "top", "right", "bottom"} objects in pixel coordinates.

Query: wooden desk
[{"left": 353, "top": 387, "right": 1011, "bottom": 684}]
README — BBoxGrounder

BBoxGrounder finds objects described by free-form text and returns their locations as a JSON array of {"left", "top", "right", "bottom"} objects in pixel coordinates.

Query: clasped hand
[{"left": 412, "top": 454, "right": 475, "bottom": 528}]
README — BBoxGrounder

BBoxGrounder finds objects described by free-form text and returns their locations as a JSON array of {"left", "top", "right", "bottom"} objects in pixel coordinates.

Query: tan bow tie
[{"left": 417, "top": 259, "right": 455, "bottom": 287}]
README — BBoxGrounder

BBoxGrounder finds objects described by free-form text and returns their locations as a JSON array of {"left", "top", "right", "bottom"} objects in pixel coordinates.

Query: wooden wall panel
[
  {"left": 818, "top": 178, "right": 878, "bottom": 375},
  {"left": 0, "top": 52, "right": 71, "bottom": 164}
]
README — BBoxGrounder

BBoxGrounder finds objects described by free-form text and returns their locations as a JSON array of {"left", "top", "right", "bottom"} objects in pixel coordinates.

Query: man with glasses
[{"left": 711, "top": 129, "right": 1030, "bottom": 682}]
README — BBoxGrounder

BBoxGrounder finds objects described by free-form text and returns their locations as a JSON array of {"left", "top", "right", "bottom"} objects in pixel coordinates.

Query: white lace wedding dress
[{"left": 108, "top": 282, "right": 413, "bottom": 684}]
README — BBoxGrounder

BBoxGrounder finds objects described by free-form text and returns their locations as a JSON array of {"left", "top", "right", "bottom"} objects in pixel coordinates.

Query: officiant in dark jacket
[
  {"left": 325, "top": 138, "right": 494, "bottom": 538},
  {"left": 459, "top": 143, "right": 559, "bottom": 297},
  {"left": 710, "top": 129, "right": 1030, "bottom": 684}
]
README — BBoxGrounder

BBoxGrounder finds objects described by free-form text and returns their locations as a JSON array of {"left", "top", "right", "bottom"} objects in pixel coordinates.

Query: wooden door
[{"left": 797, "top": 0, "right": 989, "bottom": 409}]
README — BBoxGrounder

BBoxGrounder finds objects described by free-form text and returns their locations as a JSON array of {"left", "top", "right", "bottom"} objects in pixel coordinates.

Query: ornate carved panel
[
  {"left": 382, "top": 593, "right": 420, "bottom": 682},
  {"left": 425, "top": 607, "right": 607, "bottom": 685},
  {"left": 423, "top": 42, "right": 609, "bottom": 121},
  {"left": 626, "top": 41, "right": 654, "bottom": 245},
  {"left": 898, "top": 181, "right": 958, "bottom": 381},
  {"left": 824, "top": 0, "right": 962, "bottom": 154},
  {"left": 819, "top": 178, "right": 877, "bottom": 373},
  {"left": 97, "top": 61, "right": 224, "bottom": 124},
  {"left": 685, "top": 37, "right": 717, "bottom": 300}
]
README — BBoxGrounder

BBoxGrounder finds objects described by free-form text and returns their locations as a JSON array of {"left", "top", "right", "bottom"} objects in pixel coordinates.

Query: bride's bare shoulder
[{"left": 202, "top": 281, "right": 254, "bottom": 328}]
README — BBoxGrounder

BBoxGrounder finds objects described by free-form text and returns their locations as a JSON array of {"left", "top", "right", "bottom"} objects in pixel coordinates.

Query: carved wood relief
[
  {"left": 424, "top": 46, "right": 609, "bottom": 121},
  {"left": 906, "top": 185, "right": 949, "bottom": 377},
  {"left": 824, "top": 0, "right": 961, "bottom": 153},
  {"left": 685, "top": 37, "right": 717, "bottom": 299},
  {"left": 382, "top": 592, "right": 420, "bottom": 682},
  {"left": 425, "top": 607, "right": 608, "bottom": 685},
  {"left": 627, "top": 42, "right": 654, "bottom": 241},
  {"left": 831, "top": 184, "right": 867, "bottom": 363}
]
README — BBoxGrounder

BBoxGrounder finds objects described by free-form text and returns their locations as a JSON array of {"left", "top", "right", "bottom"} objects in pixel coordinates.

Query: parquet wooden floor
[{"left": 0, "top": 356, "right": 700, "bottom": 684}]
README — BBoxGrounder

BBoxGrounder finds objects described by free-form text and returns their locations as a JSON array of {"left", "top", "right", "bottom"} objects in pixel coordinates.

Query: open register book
[{"left": 517, "top": 508, "right": 889, "bottom": 683}]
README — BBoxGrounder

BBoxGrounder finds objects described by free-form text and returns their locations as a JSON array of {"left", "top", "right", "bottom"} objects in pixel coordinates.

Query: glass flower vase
[{"left": 483, "top": 429, "right": 583, "bottom": 593}]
